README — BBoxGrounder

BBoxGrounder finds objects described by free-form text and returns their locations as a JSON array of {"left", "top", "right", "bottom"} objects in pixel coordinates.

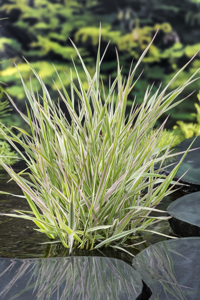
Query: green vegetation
[
  {"left": 0, "top": 34, "right": 197, "bottom": 254},
  {"left": 1, "top": 0, "right": 200, "bottom": 129},
  {"left": 0, "top": 85, "right": 18, "bottom": 167},
  {"left": 0, "top": 0, "right": 100, "bottom": 113},
  {"left": 173, "top": 90, "right": 200, "bottom": 141}
]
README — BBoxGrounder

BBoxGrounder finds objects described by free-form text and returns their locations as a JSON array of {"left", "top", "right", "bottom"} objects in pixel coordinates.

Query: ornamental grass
[{"left": 0, "top": 30, "right": 198, "bottom": 254}]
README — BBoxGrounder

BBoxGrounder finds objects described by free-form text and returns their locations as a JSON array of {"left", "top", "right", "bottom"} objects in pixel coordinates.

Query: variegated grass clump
[{"left": 0, "top": 33, "right": 198, "bottom": 255}]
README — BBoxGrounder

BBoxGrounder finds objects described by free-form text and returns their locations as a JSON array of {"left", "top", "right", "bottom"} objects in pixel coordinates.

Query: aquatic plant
[{"left": 0, "top": 32, "right": 198, "bottom": 254}]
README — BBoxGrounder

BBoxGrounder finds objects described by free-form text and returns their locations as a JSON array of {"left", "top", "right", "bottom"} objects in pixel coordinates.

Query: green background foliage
[
  {"left": 0, "top": 85, "right": 18, "bottom": 166},
  {"left": 1, "top": 0, "right": 200, "bottom": 129}
]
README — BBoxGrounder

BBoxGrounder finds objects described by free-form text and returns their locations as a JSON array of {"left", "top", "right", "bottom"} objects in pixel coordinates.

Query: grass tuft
[{"left": 0, "top": 32, "right": 199, "bottom": 254}]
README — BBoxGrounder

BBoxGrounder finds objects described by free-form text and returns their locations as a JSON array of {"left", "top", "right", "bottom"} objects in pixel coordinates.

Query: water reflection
[
  {"left": 0, "top": 256, "right": 146, "bottom": 300},
  {"left": 133, "top": 237, "right": 200, "bottom": 300}
]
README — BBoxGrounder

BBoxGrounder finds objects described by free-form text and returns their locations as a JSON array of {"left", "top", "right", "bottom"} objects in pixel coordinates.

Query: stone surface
[
  {"left": 0, "top": 256, "right": 147, "bottom": 300},
  {"left": 133, "top": 237, "right": 200, "bottom": 300},
  {"left": 167, "top": 191, "right": 200, "bottom": 236}
]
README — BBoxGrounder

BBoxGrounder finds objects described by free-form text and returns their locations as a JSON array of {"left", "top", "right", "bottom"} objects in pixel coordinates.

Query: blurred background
[{"left": 1, "top": 0, "right": 200, "bottom": 131}]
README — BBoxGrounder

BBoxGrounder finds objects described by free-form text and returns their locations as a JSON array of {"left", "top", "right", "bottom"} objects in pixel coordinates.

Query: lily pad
[
  {"left": 167, "top": 191, "right": 200, "bottom": 236},
  {"left": 0, "top": 256, "right": 149, "bottom": 300},
  {"left": 132, "top": 237, "right": 200, "bottom": 300},
  {"left": 161, "top": 136, "right": 200, "bottom": 186}
]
